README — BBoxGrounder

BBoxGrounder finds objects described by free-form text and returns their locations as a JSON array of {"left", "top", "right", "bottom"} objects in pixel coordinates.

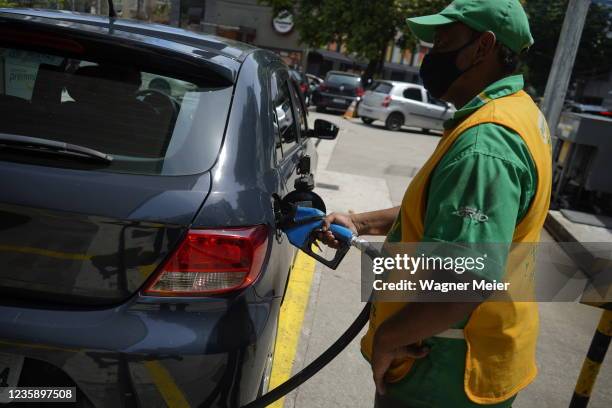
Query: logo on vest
[{"left": 452, "top": 206, "right": 489, "bottom": 223}]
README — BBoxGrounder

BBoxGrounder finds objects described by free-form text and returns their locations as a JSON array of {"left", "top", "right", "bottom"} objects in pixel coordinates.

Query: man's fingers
[
  {"left": 371, "top": 345, "right": 429, "bottom": 397},
  {"left": 373, "top": 370, "right": 386, "bottom": 395},
  {"left": 398, "top": 344, "right": 430, "bottom": 359},
  {"left": 322, "top": 214, "right": 334, "bottom": 231},
  {"left": 316, "top": 230, "right": 340, "bottom": 248}
]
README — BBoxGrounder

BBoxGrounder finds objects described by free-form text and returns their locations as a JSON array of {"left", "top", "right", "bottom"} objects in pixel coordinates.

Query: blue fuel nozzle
[{"left": 279, "top": 206, "right": 354, "bottom": 269}]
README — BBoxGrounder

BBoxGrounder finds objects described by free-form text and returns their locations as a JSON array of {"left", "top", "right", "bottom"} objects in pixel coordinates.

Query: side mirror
[{"left": 309, "top": 119, "right": 339, "bottom": 140}]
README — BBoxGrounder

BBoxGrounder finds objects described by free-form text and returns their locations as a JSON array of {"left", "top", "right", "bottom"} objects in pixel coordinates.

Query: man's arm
[
  {"left": 320, "top": 207, "right": 399, "bottom": 246},
  {"left": 375, "top": 302, "right": 478, "bottom": 351},
  {"left": 350, "top": 207, "right": 400, "bottom": 235}
]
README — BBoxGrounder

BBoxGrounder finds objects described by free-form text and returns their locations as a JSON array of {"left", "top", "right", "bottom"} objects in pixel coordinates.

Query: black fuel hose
[{"left": 241, "top": 301, "right": 371, "bottom": 408}]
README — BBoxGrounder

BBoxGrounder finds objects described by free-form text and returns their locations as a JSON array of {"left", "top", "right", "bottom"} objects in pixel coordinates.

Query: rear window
[
  {"left": 372, "top": 82, "right": 393, "bottom": 94},
  {"left": 0, "top": 46, "right": 232, "bottom": 175},
  {"left": 326, "top": 73, "right": 360, "bottom": 88}
]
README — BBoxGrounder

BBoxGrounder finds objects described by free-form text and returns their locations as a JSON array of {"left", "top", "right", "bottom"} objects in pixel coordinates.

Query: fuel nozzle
[
  {"left": 282, "top": 206, "right": 354, "bottom": 270},
  {"left": 274, "top": 189, "right": 354, "bottom": 269}
]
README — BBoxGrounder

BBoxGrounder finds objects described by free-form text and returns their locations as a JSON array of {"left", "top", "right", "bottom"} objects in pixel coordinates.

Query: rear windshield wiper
[{"left": 0, "top": 133, "right": 114, "bottom": 163}]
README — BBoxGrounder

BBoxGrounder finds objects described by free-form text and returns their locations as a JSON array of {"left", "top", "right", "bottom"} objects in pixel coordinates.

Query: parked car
[
  {"left": 357, "top": 81, "right": 455, "bottom": 131},
  {"left": 289, "top": 69, "right": 311, "bottom": 106},
  {"left": 305, "top": 73, "right": 323, "bottom": 103},
  {"left": 564, "top": 101, "right": 612, "bottom": 117},
  {"left": 0, "top": 8, "right": 337, "bottom": 408},
  {"left": 312, "top": 71, "right": 364, "bottom": 113}
]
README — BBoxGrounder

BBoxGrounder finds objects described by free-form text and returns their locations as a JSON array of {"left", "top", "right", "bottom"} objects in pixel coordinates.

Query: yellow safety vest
[{"left": 361, "top": 90, "right": 552, "bottom": 404}]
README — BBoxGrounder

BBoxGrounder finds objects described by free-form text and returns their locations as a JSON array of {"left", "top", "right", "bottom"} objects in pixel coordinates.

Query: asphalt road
[{"left": 278, "top": 110, "right": 612, "bottom": 408}]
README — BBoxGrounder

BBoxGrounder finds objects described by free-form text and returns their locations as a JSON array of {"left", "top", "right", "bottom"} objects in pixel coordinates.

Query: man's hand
[
  {"left": 370, "top": 302, "right": 479, "bottom": 395},
  {"left": 371, "top": 337, "right": 429, "bottom": 395},
  {"left": 316, "top": 207, "right": 400, "bottom": 248},
  {"left": 318, "top": 212, "right": 359, "bottom": 249}
]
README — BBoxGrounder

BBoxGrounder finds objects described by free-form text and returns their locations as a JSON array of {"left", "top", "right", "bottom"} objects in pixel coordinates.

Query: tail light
[
  {"left": 300, "top": 83, "right": 308, "bottom": 94},
  {"left": 318, "top": 83, "right": 327, "bottom": 92},
  {"left": 356, "top": 87, "right": 365, "bottom": 97},
  {"left": 143, "top": 226, "right": 268, "bottom": 296},
  {"left": 382, "top": 95, "right": 392, "bottom": 107}
]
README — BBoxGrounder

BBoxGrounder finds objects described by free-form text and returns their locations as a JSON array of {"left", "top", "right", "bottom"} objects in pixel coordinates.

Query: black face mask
[{"left": 419, "top": 37, "right": 479, "bottom": 99}]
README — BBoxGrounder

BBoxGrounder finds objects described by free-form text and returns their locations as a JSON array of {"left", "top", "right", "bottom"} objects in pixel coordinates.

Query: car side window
[
  {"left": 288, "top": 80, "right": 307, "bottom": 137},
  {"left": 403, "top": 87, "right": 423, "bottom": 102},
  {"left": 427, "top": 93, "right": 448, "bottom": 108},
  {"left": 270, "top": 73, "right": 284, "bottom": 163},
  {"left": 271, "top": 71, "right": 299, "bottom": 156}
]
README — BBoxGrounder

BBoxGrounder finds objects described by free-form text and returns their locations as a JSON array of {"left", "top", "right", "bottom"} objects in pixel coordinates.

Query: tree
[
  {"left": 263, "top": 0, "right": 610, "bottom": 98},
  {"left": 261, "top": 0, "right": 449, "bottom": 80},
  {"left": 523, "top": 0, "right": 612, "bottom": 97}
]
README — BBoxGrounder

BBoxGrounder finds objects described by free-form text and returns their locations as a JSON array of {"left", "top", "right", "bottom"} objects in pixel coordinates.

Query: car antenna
[{"left": 107, "top": 0, "right": 117, "bottom": 18}]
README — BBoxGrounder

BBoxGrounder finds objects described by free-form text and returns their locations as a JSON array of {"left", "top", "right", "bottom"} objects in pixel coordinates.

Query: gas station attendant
[{"left": 321, "top": 0, "right": 553, "bottom": 406}]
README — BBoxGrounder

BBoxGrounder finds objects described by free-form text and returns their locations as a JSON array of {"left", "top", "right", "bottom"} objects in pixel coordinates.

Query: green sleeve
[{"left": 421, "top": 123, "right": 536, "bottom": 281}]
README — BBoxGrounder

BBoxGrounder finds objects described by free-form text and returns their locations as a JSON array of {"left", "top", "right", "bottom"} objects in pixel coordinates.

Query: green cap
[{"left": 406, "top": 0, "right": 534, "bottom": 53}]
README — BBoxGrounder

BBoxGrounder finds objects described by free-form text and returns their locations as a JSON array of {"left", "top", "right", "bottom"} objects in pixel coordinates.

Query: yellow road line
[
  {"left": 268, "top": 250, "right": 317, "bottom": 408},
  {"left": 144, "top": 360, "right": 191, "bottom": 408}
]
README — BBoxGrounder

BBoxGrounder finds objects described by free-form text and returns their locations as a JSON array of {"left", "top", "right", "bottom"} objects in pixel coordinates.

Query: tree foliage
[{"left": 523, "top": 0, "right": 612, "bottom": 96}]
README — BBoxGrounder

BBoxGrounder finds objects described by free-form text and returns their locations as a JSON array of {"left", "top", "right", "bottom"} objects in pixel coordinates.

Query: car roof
[
  {"left": 376, "top": 80, "right": 422, "bottom": 88},
  {"left": 0, "top": 8, "right": 259, "bottom": 80},
  {"left": 572, "top": 103, "right": 607, "bottom": 111},
  {"left": 326, "top": 70, "right": 360, "bottom": 77}
]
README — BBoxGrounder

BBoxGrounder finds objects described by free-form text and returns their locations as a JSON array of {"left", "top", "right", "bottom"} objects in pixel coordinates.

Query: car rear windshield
[
  {"left": 0, "top": 46, "right": 232, "bottom": 175},
  {"left": 372, "top": 82, "right": 393, "bottom": 94},
  {"left": 326, "top": 74, "right": 360, "bottom": 88}
]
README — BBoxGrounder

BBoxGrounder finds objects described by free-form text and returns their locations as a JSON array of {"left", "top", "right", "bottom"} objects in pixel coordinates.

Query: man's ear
[{"left": 473, "top": 31, "right": 497, "bottom": 63}]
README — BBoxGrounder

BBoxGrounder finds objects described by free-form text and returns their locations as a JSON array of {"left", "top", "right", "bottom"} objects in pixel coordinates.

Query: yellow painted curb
[{"left": 268, "top": 250, "right": 317, "bottom": 407}]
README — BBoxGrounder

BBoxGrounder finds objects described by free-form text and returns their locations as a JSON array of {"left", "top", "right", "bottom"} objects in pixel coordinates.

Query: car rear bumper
[
  {"left": 357, "top": 103, "right": 389, "bottom": 122},
  {"left": 312, "top": 92, "right": 358, "bottom": 111},
  {"left": 0, "top": 289, "right": 278, "bottom": 407}
]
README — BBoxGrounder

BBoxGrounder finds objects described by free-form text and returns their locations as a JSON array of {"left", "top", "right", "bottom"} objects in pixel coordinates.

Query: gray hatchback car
[
  {"left": 0, "top": 8, "right": 337, "bottom": 407},
  {"left": 358, "top": 81, "right": 455, "bottom": 132}
]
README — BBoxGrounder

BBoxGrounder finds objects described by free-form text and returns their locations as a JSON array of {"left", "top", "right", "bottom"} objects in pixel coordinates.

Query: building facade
[{"left": 198, "top": 0, "right": 304, "bottom": 67}]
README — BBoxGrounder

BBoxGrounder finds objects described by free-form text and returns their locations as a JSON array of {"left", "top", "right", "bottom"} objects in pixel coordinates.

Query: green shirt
[{"left": 423, "top": 75, "right": 537, "bottom": 281}]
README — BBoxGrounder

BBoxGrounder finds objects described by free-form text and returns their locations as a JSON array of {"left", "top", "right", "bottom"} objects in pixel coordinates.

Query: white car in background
[{"left": 358, "top": 81, "right": 455, "bottom": 132}]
